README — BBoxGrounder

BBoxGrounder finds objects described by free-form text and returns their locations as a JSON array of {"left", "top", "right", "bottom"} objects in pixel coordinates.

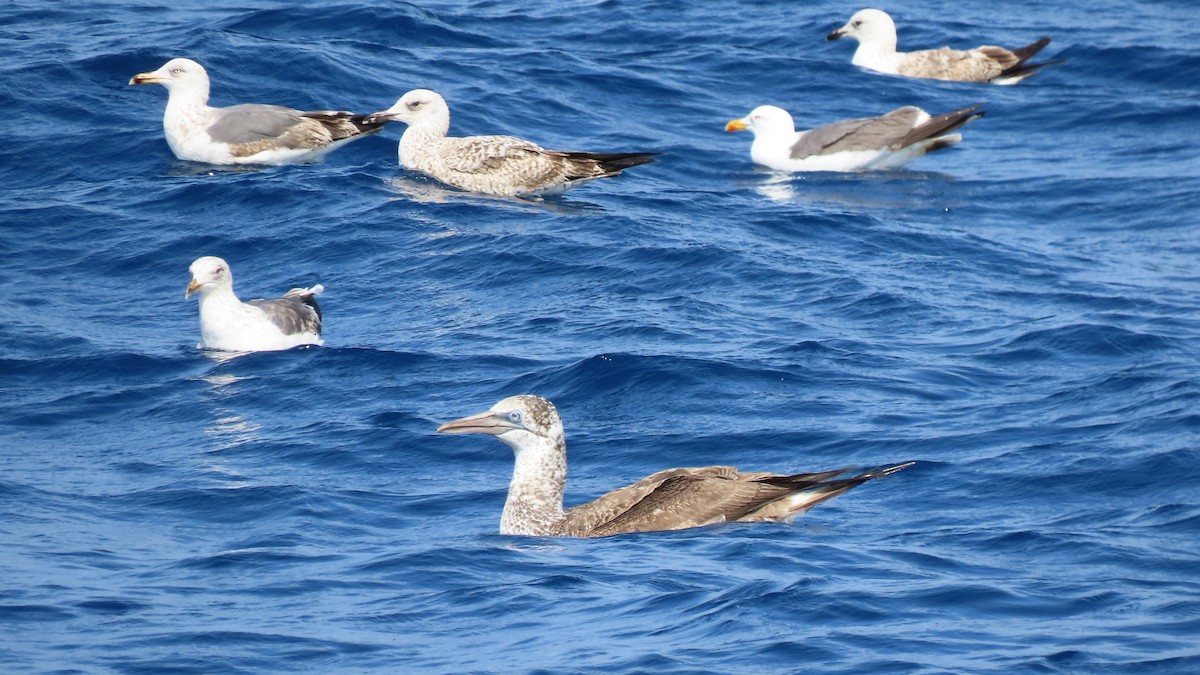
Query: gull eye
[
  {"left": 214, "top": 266, "right": 224, "bottom": 274},
  {"left": 507, "top": 410, "right": 523, "bottom": 425},
  {"left": 852, "top": 20, "right": 862, "bottom": 27},
  {"left": 172, "top": 67, "right": 184, "bottom": 75},
  {"left": 407, "top": 100, "right": 422, "bottom": 110}
]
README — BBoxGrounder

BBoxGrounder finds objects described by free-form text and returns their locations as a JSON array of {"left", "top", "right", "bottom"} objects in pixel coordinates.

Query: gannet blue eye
[{"left": 507, "top": 410, "right": 523, "bottom": 425}]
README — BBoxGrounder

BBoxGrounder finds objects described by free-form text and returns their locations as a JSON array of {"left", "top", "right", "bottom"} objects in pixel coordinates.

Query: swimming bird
[
  {"left": 185, "top": 256, "right": 323, "bottom": 352},
  {"left": 130, "top": 58, "right": 387, "bottom": 164},
  {"left": 364, "top": 89, "right": 658, "bottom": 197},
  {"left": 437, "top": 395, "right": 913, "bottom": 537},
  {"left": 827, "top": 9, "right": 1056, "bottom": 85},
  {"left": 725, "top": 103, "right": 984, "bottom": 172}
]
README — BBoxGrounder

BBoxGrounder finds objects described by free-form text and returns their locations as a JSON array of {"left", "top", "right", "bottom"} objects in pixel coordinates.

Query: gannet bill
[
  {"left": 364, "top": 89, "right": 658, "bottom": 197},
  {"left": 437, "top": 395, "right": 913, "bottom": 537},
  {"left": 186, "top": 256, "right": 323, "bottom": 352},
  {"left": 130, "top": 58, "right": 387, "bottom": 165},
  {"left": 827, "top": 9, "right": 1058, "bottom": 85},
  {"left": 725, "top": 103, "right": 984, "bottom": 172}
]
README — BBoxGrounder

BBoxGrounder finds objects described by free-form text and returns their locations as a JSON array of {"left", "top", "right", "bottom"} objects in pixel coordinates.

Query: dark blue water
[{"left": 3, "top": 1, "right": 1199, "bottom": 672}]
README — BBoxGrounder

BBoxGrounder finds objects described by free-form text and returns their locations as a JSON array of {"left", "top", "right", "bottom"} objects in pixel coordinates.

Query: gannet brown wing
[
  {"left": 572, "top": 464, "right": 912, "bottom": 537},
  {"left": 581, "top": 472, "right": 799, "bottom": 537},
  {"left": 557, "top": 466, "right": 737, "bottom": 536},
  {"left": 741, "top": 463, "right": 914, "bottom": 521},
  {"left": 570, "top": 467, "right": 849, "bottom": 537}
]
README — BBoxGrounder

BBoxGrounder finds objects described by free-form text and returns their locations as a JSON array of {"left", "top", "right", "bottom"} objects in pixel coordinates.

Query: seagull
[
  {"left": 185, "top": 256, "right": 323, "bottom": 352},
  {"left": 437, "top": 395, "right": 913, "bottom": 537},
  {"left": 725, "top": 103, "right": 984, "bottom": 172},
  {"left": 130, "top": 58, "right": 387, "bottom": 164},
  {"left": 827, "top": 9, "right": 1057, "bottom": 85},
  {"left": 364, "top": 89, "right": 658, "bottom": 197}
]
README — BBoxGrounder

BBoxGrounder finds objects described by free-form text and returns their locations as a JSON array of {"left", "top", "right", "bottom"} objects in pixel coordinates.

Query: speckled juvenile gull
[
  {"left": 130, "top": 58, "right": 386, "bottom": 165},
  {"left": 186, "top": 256, "right": 323, "bottom": 352},
  {"left": 725, "top": 103, "right": 984, "bottom": 172},
  {"left": 437, "top": 395, "right": 913, "bottom": 537},
  {"left": 365, "top": 89, "right": 658, "bottom": 197},
  {"left": 827, "top": 9, "right": 1057, "bottom": 85}
]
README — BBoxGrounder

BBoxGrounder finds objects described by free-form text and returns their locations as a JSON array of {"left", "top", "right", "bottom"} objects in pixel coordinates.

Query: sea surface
[{"left": 2, "top": 0, "right": 1199, "bottom": 672}]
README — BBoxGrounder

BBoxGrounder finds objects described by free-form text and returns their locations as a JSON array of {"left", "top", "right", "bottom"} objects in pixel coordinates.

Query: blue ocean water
[{"left": 3, "top": 0, "right": 1199, "bottom": 671}]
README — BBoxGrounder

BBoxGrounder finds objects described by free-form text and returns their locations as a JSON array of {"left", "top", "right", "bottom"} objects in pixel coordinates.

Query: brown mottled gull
[
  {"left": 186, "top": 256, "right": 323, "bottom": 352},
  {"left": 725, "top": 103, "right": 984, "bottom": 172},
  {"left": 130, "top": 58, "right": 387, "bottom": 165},
  {"left": 437, "top": 395, "right": 913, "bottom": 537},
  {"left": 364, "top": 89, "right": 658, "bottom": 197},
  {"left": 827, "top": 9, "right": 1057, "bottom": 85}
]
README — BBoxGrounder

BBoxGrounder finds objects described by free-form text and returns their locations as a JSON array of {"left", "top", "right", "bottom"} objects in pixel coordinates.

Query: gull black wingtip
[{"left": 362, "top": 111, "right": 394, "bottom": 126}]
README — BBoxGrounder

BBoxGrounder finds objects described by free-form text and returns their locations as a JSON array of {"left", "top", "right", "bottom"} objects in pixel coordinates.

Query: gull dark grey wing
[
  {"left": 206, "top": 104, "right": 307, "bottom": 144},
  {"left": 246, "top": 287, "right": 322, "bottom": 336},
  {"left": 790, "top": 107, "right": 924, "bottom": 159},
  {"left": 301, "top": 110, "right": 390, "bottom": 141},
  {"left": 890, "top": 104, "right": 985, "bottom": 150}
]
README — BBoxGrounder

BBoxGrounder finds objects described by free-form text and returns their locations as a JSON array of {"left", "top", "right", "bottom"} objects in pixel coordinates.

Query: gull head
[
  {"left": 437, "top": 395, "right": 565, "bottom": 454},
  {"left": 186, "top": 255, "right": 233, "bottom": 299},
  {"left": 827, "top": 8, "right": 896, "bottom": 45},
  {"left": 365, "top": 89, "right": 449, "bottom": 129},
  {"left": 129, "top": 58, "right": 210, "bottom": 97},
  {"left": 725, "top": 105, "right": 796, "bottom": 137}
]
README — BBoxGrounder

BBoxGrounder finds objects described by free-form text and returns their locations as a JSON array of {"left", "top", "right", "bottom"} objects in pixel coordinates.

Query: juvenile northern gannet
[
  {"left": 186, "top": 256, "right": 323, "bottom": 352},
  {"left": 437, "top": 395, "right": 913, "bottom": 537},
  {"left": 827, "top": 9, "right": 1057, "bottom": 85},
  {"left": 130, "top": 58, "right": 387, "bottom": 164},
  {"left": 364, "top": 89, "right": 658, "bottom": 197},
  {"left": 725, "top": 103, "right": 984, "bottom": 172}
]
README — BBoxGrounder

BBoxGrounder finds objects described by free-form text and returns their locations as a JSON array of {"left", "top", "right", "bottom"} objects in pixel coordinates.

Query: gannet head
[
  {"left": 365, "top": 89, "right": 450, "bottom": 131},
  {"left": 725, "top": 105, "right": 796, "bottom": 137},
  {"left": 826, "top": 8, "right": 897, "bottom": 47},
  {"left": 186, "top": 255, "right": 233, "bottom": 299},
  {"left": 437, "top": 394, "right": 565, "bottom": 454},
  {"left": 130, "top": 58, "right": 211, "bottom": 100}
]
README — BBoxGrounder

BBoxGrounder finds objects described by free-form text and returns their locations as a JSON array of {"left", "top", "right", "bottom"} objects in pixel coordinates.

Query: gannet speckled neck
[
  {"left": 827, "top": 9, "right": 1057, "bottom": 85},
  {"left": 186, "top": 256, "right": 323, "bottom": 352},
  {"left": 130, "top": 58, "right": 387, "bottom": 164},
  {"left": 364, "top": 89, "right": 658, "bottom": 197},
  {"left": 437, "top": 394, "right": 913, "bottom": 538}
]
